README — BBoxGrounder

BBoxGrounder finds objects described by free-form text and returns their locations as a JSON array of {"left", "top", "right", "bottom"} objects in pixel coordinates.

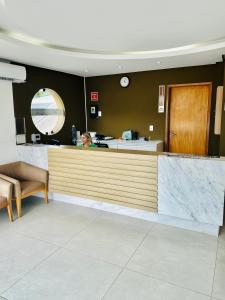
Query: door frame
[{"left": 165, "top": 82, "right": 212, "bottom": 154}]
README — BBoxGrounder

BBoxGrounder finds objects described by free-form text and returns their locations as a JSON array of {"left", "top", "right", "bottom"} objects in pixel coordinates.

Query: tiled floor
[{"left": 0, "top": 197, "right": 224, "bottom": 300}]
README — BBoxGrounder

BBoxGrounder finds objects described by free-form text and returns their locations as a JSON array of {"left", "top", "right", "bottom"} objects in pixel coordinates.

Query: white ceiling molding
[{"left": 1, "top": 27, "right": 225, "bottom": 60}]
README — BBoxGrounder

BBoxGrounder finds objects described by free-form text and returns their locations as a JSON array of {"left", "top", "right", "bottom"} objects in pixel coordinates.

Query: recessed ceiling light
[
  {"left": 84, "top": 69, "right": 88, "bottom": 73},
  {"left": 156, "top": 61, "right": 161, "bottom": 65}
]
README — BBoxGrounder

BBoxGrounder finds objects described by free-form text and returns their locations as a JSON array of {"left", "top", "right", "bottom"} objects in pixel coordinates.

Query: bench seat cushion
[{"left": 20, "top": 181, "right": 45, "bottom": 196}]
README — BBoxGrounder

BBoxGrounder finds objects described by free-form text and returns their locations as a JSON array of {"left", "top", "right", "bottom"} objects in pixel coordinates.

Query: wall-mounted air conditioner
[{"left": 0, "top": 61, "right": 26, "bottom": 83}]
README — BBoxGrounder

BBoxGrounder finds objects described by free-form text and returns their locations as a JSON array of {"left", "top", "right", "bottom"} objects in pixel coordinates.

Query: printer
[{"left": 122, "top": 130, "right": 138, "bottom": 140}]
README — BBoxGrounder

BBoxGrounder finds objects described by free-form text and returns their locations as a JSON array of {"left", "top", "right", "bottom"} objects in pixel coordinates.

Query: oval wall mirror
[{"left": 31, "top": 88, "right": 65, "bottom": 135}]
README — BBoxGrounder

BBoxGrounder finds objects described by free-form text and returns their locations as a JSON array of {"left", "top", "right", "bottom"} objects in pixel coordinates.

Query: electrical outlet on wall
[
  {"left": 149, "top": 125, "right": 154, "bottom": 132},
  {"left": 98, "top": 111, "right": 102, "bottom": 117}
]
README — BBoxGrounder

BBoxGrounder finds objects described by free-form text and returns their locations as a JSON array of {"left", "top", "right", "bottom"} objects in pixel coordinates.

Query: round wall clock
[{"left": 120, "top": 76, "right": 130, "bottom": 88}]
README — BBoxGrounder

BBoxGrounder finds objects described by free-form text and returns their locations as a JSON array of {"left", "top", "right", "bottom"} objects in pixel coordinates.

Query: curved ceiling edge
[{"left": 1, "top": 27, "right": 225, "bottom": 59}]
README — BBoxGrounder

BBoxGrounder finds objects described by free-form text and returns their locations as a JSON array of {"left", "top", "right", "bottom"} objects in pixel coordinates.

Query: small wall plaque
[
  {"left": 214, "top": 86, "right": 223, "bottom": 135},
  {"left": 158, "top": 85, "right": 165, "bottom": 113}
]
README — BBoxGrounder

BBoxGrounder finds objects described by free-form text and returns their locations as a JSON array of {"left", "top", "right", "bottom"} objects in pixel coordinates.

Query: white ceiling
[{"left": 0, "top": 0, "right": 225, "bottom": 76}]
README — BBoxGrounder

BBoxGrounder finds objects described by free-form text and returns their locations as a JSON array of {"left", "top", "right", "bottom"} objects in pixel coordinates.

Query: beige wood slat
[
  {"left": 49, "top": 184, "right": 157, "bottom": 208},
  {"left": 50, "top": 172, "right": 157, "bottom": 192},
  {"left": 49, "top": 156, "right": 157, "bottom": 169},
  {"left": 50, "top": 175, "right": 157, "bottom": 196},
  {"left": 48, "top": 159, "right": 157, "bottom": 173},
  {"left": 48, "top": 148, "right": 158, "bottom": 213},
  {"left": 49, "top": 153, "right": 157, "bottom": 166},
  {"left": 50, "top": 187, "right": 157, "bottom": 212},
  {"left": 48, "top": 165, "right": 157, "bottom": 179},
  {"left": 49, "top": 152, "right": 157, "bottom": 163},
  {"left": 50, "top": 178, "right": 157, "bottom": 201},
  {"left": 50, "top": 171, "right": 157, "bottom": 189},
  {"left": 49, "top": 148, "right": 157, "bottom": 161}
]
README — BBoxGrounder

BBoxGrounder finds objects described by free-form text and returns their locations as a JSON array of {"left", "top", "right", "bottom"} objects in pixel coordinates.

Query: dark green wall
[
  {"left": 86, "top": 63, "right": 224, "bottom": 155},
  {"left": 12, "top": 62, "right": 224, "bottom": 155},
  {"left": 13, "top": 64, "right": 85, "bottom": 145}
]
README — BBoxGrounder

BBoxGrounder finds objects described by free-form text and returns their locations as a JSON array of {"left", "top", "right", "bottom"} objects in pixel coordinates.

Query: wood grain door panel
[{"left": 168, "top": 84, "right": 211, "bottom": 155}]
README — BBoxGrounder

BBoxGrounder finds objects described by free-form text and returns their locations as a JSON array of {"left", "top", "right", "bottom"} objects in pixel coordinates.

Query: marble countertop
[
  {"left": 21, "top": 143, "right": 48, "bottom": 147},
  {"left": 92, "top": 139, "right": 163, "bottom": 145},
  {"left": 162, "top": 152, "right": 222, "bottom": 160},
  {"left": 17, "top": 144, "right": 223, "bottom": 160}
]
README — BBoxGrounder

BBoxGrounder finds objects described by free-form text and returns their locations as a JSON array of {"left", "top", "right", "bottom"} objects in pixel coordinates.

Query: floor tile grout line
[
  {"left": 61, "top": 214, "right": 101, "bottom": 248},
  {"left": 62, "top": 220, "right": 155, "bottom": 269},
  {"left": 102, "top": 219, "right": 217, "bottom": 299},
  {"left": 61, "top": 247, "right": 124, "bottom": 269},
  {"left": 0, "top": 216, "right": 101, "bottom": 294},
  {"left": 11, "top": 213, "right": 100, "bottom": 249},
  {"left": 122, "top": 222, "right": 218, "bottom": 298},
  {"left": 210, "top": 236, "right": 219, "bottom": 298},
  {"left": 10, "top": 231, "right": 63, "bottom": 248},
  {"left": 101, "top": 223, "right": 155, "bottom": 299},
  {"left": 124, "top": 267, "right": 212, "bottom": 298},
  {"left": 1, "top": 245, "right": 62, "bottom": 296},
  {"left": 146, "top": 222, "right": 218, "bottom": 241},
  {"left": 1, "top": 207, "right": 154, "bottom": 298},
  {"left": 21, "top": 212, "right": 100, "bottom": 248},
  {"left": 144, "top": 222, "right": 219, "bottom": 297},
  {"left": 0, "top": 213, "right": 101, "bottom": 297}
]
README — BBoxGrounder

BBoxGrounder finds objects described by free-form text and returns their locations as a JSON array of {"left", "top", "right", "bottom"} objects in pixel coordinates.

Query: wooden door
[{"left": 168, "top": 84, "right": 211, "bottom": 155}]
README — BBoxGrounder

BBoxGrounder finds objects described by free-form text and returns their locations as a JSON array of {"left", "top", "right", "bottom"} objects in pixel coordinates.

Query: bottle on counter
[
  {"left": 71, "top": 125, "right": 77, "bottom": 145},
  {"left": 76, "top": 131, "right": 82, "bottom": 146}
]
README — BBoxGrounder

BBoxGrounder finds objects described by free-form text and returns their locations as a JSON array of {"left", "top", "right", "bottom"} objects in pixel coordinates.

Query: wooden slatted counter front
[{"left": 48, "top": 147, "right": 158, "bottom": 212}]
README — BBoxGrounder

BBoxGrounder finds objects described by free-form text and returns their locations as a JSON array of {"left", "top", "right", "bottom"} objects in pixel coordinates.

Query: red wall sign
[{"left": 91, "top": 92, "right": 98, "bottom": 101}]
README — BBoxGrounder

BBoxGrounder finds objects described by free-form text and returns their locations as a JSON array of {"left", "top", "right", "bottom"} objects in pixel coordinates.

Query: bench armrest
[
  {"left": 0, "top": 177, "right": 13, "bottom": 199},
  {"left": 0, "top": 174, "right": 21, "bottom": 198}
]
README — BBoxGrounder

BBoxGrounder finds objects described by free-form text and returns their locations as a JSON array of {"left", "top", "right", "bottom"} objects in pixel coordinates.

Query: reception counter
[
  {"left": 16, "top": 144, "right": 225, "bottom": 236},
  {"left": 48, "top": 146, "right": 158, "bottom": 212}
]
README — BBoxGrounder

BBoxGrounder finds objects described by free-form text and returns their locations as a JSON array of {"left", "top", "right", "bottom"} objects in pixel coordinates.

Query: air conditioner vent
[
  {"left": 0, "top": 76, "right": 16, "bottom": 82},
  {"left": 0, "top": 62, "right": 26, "bottom": 83}
]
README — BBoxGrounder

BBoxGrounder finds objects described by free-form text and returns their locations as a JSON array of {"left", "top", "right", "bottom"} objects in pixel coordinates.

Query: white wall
[{"left": 0, "top": 80, "right": 17, "bottom": 164}]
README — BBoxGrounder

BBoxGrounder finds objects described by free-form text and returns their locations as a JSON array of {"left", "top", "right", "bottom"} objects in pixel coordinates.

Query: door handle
[{"left": 169, "top": 132, "right": 177, "bottom": 137}]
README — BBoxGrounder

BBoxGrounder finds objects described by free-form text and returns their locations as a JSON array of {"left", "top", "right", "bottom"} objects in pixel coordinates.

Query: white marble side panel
[
  {"left": 158, "top": 155, "right": 225, "bottom": 226},
  {"left": 48, "top": 192, "right": 219, "bottom": 236},
  {"left": 17, "top": 145, "right": 48, "bottom": 170}
]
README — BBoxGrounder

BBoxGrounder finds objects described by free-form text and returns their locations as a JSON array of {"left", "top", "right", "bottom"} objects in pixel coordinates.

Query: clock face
[{"left": 120, "top": 76, "right": 129, "bottom": 87}]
